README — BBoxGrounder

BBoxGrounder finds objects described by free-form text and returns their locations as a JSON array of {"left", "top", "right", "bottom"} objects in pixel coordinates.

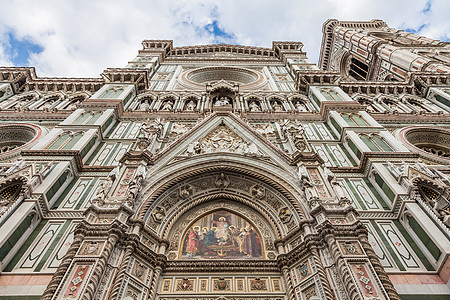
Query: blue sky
[{"left": 0, "top": 0, "right": 448, "bottom": 77}]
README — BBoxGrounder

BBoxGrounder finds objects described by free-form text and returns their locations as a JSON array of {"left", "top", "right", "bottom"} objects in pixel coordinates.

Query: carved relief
[
  {"left": 175, "top": 278, "right": 195, "bottom": 292},
  {"left": 185, "top": 125, "right": 260, "bottom": 156},
  {"left": 78, "top": 241, "right": 104, "bottom": 256},
  {"left": 339, "top": 241, "right": 364, "bottom": 256},
  {"left": 249, "top": 277, "right": 268, "bottom": 291}
]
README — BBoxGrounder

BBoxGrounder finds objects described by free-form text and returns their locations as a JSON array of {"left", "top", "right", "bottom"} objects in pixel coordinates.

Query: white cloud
[{"left": 0, "top": 0, "right": 448, "bottom": 77}]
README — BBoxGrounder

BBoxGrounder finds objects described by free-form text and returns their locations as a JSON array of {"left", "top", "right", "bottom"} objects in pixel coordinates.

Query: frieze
[{"left": 159, "top": 275, "right": 284, "bottom": 294}]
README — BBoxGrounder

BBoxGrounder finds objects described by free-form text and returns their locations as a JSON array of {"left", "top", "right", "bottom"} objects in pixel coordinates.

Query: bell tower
[{"left": 319, "top": 19, "right": 450, "bottom": 81}]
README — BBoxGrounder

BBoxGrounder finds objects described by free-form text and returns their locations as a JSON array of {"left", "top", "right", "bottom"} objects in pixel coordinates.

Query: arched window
[
  {"left": 48, "top": 132, "right": 83, "bottom": 150},
  {"left": 342, "top": 113, "right": 368, "bottom": 126},
  {"left": 38, "top": 96, "right": 60, "bottom": 110},
  {"left": 360, "top": 134, "right": 393, "bottom": 152},
  {"left": 320, "top": 88, "right": 343, "bottom": 101},
  {"left": 75, "top": 111, "right": 102, "bottom": 125},
  {"left": 101, "top": 87, "right": 124, "bottom": 99},
  {"left": 380, "top": 98, "right": 405, "bottom": 112},
  {"left": 349, "top": 58, "right": 369, "bottom": 81},
  {"left": 357, "top": 98, "right": 378, "bottom": 112},
  {"left": 63, "top": 95, "right": 86, "bottom": 110},
  {"left": 405, "top": 99, "right": 431, "bottom": 113}
]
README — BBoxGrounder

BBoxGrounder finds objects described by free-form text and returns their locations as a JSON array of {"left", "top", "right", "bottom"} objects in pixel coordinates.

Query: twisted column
[
  {"left": 325, "top": 235, "right": 361, "bottom": 300},
  {"left": 83, "top": 234, "right": 119, "bottom": 300},
  {"left": 310, "top": 248, "right": 335, "bottom": 300},
  {"left": 108, "top": 245, "right": 134, "bottom": 299},
  {"left": 148, "top": 265, "right": 162, "bottom": 300},
  {"left": 281, "top": 266, "right": 295, "bottom": 300}
]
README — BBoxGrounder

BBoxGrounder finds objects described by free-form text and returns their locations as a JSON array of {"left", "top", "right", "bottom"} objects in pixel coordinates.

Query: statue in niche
[
  {"left": 161, "top": 100, "right": 174, "bottom": 111},
  {"left": 185, "top": 100, "right": 196, "bottom": 111},
  {"left": 249, "top": 101, "right": 261, "bottom": 112},
  {"left": 324, "top": 166, "right": 348, "bottom": 200},
  {"left": 93, "top": 164, "right": 120, "bottom": 205},
  {"left": 40, "top": 99, "right": 56, "bottom": 110},
  {"left": 295, "top": 101, "right": 307, "bottom": 112},
  {"left": 298, "top": 165, "right": 317, "bottom": 201},
  {"left": 138, "top": 99, "right": 151, "bottom": 111},
  {"left": 126, "top": 162, "right": 147, "bottom": 207},
  {"left": 272, "top": 101, "right": 284, "bottom": 112},
  {"left": 214, "top": 96, "right": 231, "bottom": 107},
  {"left": 66, "top": 99, "right": 81, "bottom": 110}
]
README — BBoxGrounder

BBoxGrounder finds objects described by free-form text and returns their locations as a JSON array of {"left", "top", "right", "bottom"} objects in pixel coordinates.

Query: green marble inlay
[
  {"left": 370, "top": 220, "right": 405, "bottom": 271},
  {"left": 3, "top": 220, "right": 47, "bottom": 272},
  {"left": 394, "top": 220, "right": 434, "bottom": 271},
  {"left": 35, "top": 220, "right": 71, "bottom": 272}
]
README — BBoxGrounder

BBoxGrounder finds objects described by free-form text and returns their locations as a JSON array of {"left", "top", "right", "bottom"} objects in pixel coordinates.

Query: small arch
[{"left": 248, "top": 98, "right": 262, "bottom": 112}]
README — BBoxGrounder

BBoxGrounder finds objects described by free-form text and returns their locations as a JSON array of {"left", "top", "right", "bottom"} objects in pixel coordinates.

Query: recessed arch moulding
[{"left": 137, "top": 158, "right": 310, "bottom": 261}]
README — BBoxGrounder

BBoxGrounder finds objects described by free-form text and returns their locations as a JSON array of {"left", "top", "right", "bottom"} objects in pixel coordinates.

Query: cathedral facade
[{"left": 0, "top": 19, "right": 449, "bottom": 299}]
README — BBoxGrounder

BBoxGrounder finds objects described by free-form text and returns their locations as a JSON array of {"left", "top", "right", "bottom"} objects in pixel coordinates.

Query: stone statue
[
  {"left": 249, "top": 101, "right": 261, "bottom": 112},
  {"left": 214, "top": 97, "right": 230, "bottom": 107},
  {"left": 324, "top": 166, "right": 348, "bottom": 200},
  {"left": 298, "top": 165, "right": 317, "bottom": 201},
  {"left": 138, "top": 99, "right": 151, "bottom": 111},
  {"left": 272, "top": 102, "right": 284, "bottom": 112},
  {"left": 161, "top": 100, "right": 174, "bottom": 111},
  {"left": 126, "top": 162, "right": 147, "bottom": 207},
  {"left": 295, "top": 101, "right": 307, "bottom": 112},
  {"left": 93, "top": 176, "right": 114, "bottom": 205},
  {"left": 135, "top": 161, "right": 148, "bottom": 181},
  {"left": 185, "top": 100, "right": 196, "bottom": 111}
]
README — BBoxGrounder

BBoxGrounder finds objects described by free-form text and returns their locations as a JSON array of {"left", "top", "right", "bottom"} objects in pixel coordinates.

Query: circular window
[
  {"left": 0, "top": 124, "right": 42, "bottom": 159},
  {"left": 398, "top": 127, "right": 450, "bottom": 162},
  {"left": 179, "top": 66, "right": 266, "bottom": 89}
]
